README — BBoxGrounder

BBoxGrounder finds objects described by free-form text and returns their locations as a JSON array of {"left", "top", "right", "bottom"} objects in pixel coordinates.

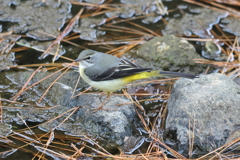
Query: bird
[{"left": 74, "top": 49, "right": 198, "bottom": 111}]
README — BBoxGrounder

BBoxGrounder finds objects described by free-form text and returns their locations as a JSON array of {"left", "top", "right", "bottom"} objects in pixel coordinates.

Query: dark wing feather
[
  {"left": 120, "top": 59, "right": 140, "bottom": 68},
  {"left": 89, "top": 59, "right": 152, "bottom": 81}
]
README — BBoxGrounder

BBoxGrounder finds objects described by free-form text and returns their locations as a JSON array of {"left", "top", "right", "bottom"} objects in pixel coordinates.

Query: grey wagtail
[{"left": 74, "top": 49, "right": 198, "bottom": 111}]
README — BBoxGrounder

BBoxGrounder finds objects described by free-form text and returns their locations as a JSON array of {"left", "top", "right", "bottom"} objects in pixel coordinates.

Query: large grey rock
[
  {"left": 0, "top": 70, "right": 141, "bottom": 151},
  {"left": 165, "top": 73, "right": 240, "bottom": 158}
]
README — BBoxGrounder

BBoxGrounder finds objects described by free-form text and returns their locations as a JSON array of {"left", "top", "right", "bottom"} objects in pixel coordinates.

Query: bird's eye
[{"left": 84, "top": 56, "right": 91, "bottom": 60}]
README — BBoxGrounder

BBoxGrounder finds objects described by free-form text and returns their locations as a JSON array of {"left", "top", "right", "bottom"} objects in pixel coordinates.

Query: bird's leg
[{"left": 91, "top": 92, "right": 111, "bottom": 112}]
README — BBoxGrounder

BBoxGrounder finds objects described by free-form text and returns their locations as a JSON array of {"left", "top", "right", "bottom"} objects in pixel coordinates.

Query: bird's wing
[{"left": 88, "top": 59, "right": 152, "bottom": 81}]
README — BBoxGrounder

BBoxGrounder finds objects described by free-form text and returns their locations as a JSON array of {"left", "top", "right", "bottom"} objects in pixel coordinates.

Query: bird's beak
[{"left": 74, "top": 58, "right": 81, "bottom": 62}]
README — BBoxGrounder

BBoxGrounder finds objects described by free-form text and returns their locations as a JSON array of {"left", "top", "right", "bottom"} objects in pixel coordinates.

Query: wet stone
[
  {"left": 163, "top": 8, "right": 228, "bottom": 38},
  {"left": 106, "top": 0, "right": 165, "bottom": 24},
  {"left": 0, "top": 0, "right": 72, "bottom": 40},
  {"left": 73, "top": 17, "right": 106, "bottom": 41},
  {"left": 135, "top": 35, "right": 205, "bottom": 74},
  {"left": 201, "top": 41, "right": 228, "bottom": 61},
  {"left": 77, "top": 28, "right": 105, "bottom": 41},
  {"left": 105, "top": 6, "right": 136, "bottom": 19},
  {"left": 84, "top": 0, "right": 105, "bottom": 4},
  {"left": 221, "top": 16, "right": 240, "bottom": 36},
  {"left": 1, "top": 71, "right": 82, "bottom": 124},
  {"left": 0, "top": 35, "right": 21, "bottom": 70},
  {"left": 0, "top": 70, "right": 141, "bottom": 151},
  {"left": 123, "top": 136, "right": 145, "bottom": 154},
  {"left": 76, "top": 155, "right": 93, "bottom": 160},
  {"left": 17, "top": 39, "right": 66, "bottom": 60},
  {"left": 142, "top": 15, "right": 162, "bottom": 24},
  {"left": 0, "top": 52, "right": 15, "bottom": 71},
  {"left": 0, "top": 123, "right": 12, "bottom": 136}
]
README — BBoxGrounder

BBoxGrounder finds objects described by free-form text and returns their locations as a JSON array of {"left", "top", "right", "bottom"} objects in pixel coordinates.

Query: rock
[
  {"left": 135, "top": 35, "right": 205, "bottom": 74},
  {"left": 165, "top": 73, "right": 240, "bottom": 158},
  {"left": 0, "top": 123, "right": 12, "bottom": 136},
  {"left": 234, "top": 77, "right": 240, "bottom": 86},
  {"left": 122, "top": 136, "right": 145, "bottom": 154},
  {"left": 0, "top": 0, "right": 71, "bottom": 41},
  {"left": 0, "top": 70, "right": 141, "bottom": 151},
  {"left": 163, "top": 7, "right": 228, "bottom": 38},
  {"left": 226, "top": 130, "right": 240, "bottom": 145},
  {"left": 220, "top": 16, "right": 240, "bottom": 47},
  {"left": 76, "top": 155, "right": 93, "bottom": 160},
  {"left": 16, "top": 39, "right": 66, "bottom": 60},
  {"left": 84, "top": 0, "right": 105, "bottom": 4},
  {"left": 73, "top": 17, "right": 106, "bottom": 41},
  {"left": 201, "top": 41, "right": 228, "bottom": 61},
  {"left": 221, "top": 17, "right": 240, "bottom": 37},
  {"left": 225, "top": 130, "right": 240, "bottom": 152},
  {"left": 0, "top": 35, "right": 21, "bottom": 70},
  {"left": 105, "top": 0, "right": 165, "bottom": 23}
]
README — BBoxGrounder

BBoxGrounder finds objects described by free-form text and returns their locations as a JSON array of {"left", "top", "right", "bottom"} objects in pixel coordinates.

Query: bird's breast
[{"left": 79, "top": 67, "right": 127, "bottom": 92}]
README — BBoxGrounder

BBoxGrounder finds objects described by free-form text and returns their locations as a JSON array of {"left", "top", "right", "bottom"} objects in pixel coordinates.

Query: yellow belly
[
  {"left": 79, "top": 68, "right": 128, "bottom": 92},
  {"left": 79, "top": 67, "right": 158, "bottom": 92}
]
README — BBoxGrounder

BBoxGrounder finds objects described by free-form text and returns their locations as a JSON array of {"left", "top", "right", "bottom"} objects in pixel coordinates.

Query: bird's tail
[
  {"left": 159, "top": 71, "right": 198, "bottom": 79},
  {"left": 123, "top": 70, "right": 198, "bottom": 83}
]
